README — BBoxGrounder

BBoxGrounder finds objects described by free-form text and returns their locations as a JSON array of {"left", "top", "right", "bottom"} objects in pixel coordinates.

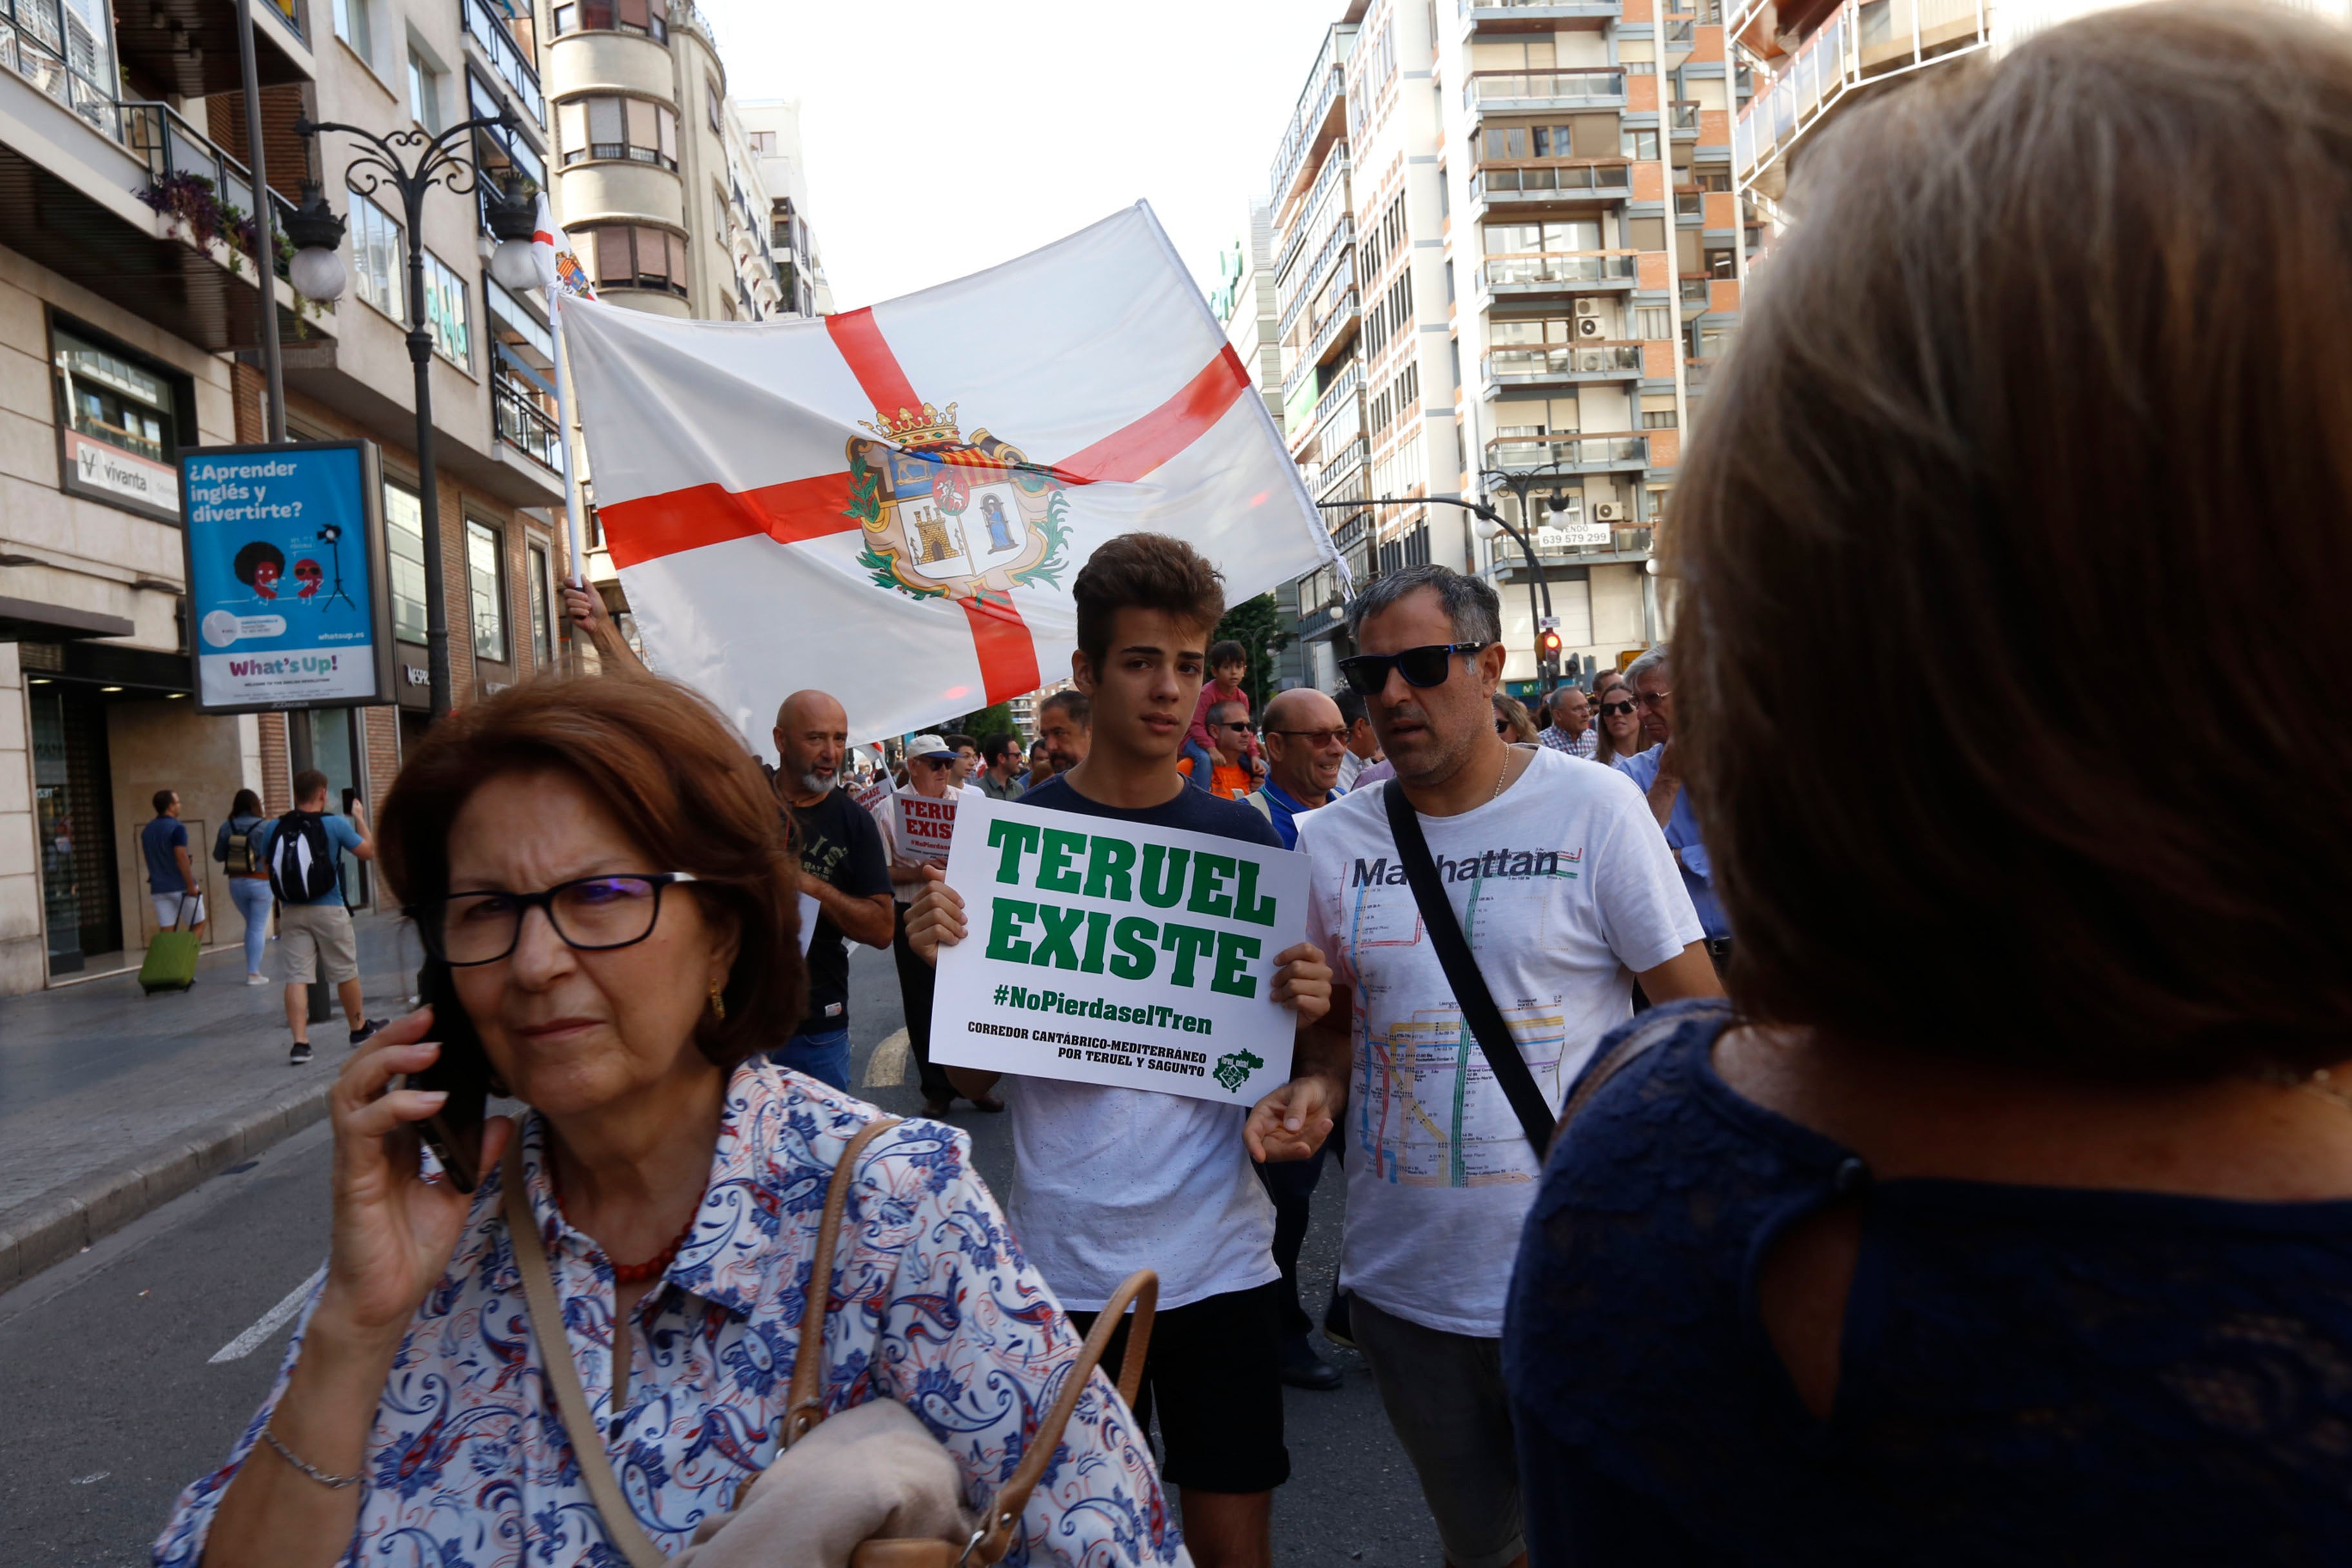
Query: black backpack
[{"left": 268, "top": 810, "right": 340, "bottom": 904}]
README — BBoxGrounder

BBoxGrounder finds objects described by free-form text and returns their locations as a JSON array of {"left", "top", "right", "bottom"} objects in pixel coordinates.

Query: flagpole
[{"left": 550, "top": 289, "right": 588, "bottom": 592}]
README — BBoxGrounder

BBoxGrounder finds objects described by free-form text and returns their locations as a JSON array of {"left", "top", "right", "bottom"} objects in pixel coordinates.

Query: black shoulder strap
[{"left": 1382, "top": 779, "right": 1557, "bottom": 1157}]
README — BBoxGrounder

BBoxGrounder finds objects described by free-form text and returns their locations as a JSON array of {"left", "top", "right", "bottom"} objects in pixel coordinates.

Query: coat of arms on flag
[{"left": 559, "top": 202, "right": 1343, "bottom": 753}]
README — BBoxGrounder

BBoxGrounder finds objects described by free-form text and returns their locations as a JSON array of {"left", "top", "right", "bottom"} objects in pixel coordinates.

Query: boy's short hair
[
  {"left": 943, "top": 732, "right": 976, "bottom": 754},
  {"left": 291, "top": 769, "right": 330, "bottom": 805},
  {"left": 1208, "top": 640, "right": 1248, "bottom": 670},
  {"left": 1039, "top": 689, "right": 1091, "bottom": 729},
  {"left": 1071, "top": 533, "right": 1226, "bottom": 672}
]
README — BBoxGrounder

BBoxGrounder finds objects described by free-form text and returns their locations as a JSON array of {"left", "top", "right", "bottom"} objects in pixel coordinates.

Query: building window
[
  {"left": 581, "top": 224, "right": 689, "bottom": 297},
  {"left": 422, "top": 251, "right": 472, "bottom": 368},
  {"left": 384, "top": 480, "right": 427, "bottom": 643},
  {"left": 408, "top": 49, "right": 444, "bottom": 133},
  {"left": 707, "top": 77, "right": 723, "bottom": 133},
  {"left": 527, "top": 540, "right": 554, "bottom": 669},
  {"left": 556, "top": 95, "right": 678, "bottom": 170},
  {"left": 1695, "top": 170, "right": 1732, "bottom": 192},
  {"left": 552, "top": 0, "right": 667, "bottom": 39},
  {"left": 748, "top": 130, "right": 775, "bottom": 155},
  {"left": 349, "top": 191, "right": 406, "bottom": 324},
  {"left": 1623, "top": 128, "right": 1661, "bottom": 161},
  {"left": 51, "top": 319, "right": 190, "bottom": 522},
  {"left": 333, "top": 0, "right": 373, "bottom": 64},
  {"left": 466, "top": 519, "right": 508, "bottom": 662},
  {"left": 1641, "top": 407, "right": 1679, "bottom": 428},
  {"left": 1635, "top": 304, "right": 1674, "bottom": 339}
]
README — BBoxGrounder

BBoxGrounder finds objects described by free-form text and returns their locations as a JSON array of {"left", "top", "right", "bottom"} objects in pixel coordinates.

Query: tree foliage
[{"left": 952, "top": 700, "right": 1017, "bottom": 742}]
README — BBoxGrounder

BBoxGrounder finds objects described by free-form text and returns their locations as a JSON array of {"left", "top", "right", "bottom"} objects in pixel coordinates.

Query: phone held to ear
[{"left": 404, "top": 961, "right": 493, "bottom": 1192}]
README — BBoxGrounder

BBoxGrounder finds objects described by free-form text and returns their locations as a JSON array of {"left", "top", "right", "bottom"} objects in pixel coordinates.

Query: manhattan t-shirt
[
  {"left": 1296, "top": 747, "right": 1702, "bottom": 1337},
  {"left": 783, "top": 788, "right": 890, "bottom": 1035},
  {"left": 990, "top": 774, "right": 1285, "bottom": 1312}
]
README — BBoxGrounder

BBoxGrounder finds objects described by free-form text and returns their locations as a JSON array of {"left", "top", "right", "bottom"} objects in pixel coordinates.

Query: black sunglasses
[
  {"left": 1338, "top": 642, "right": 1491, "bottom": 696},
  {"left": 1598, "top": 699, "right": 1638, "bottom": 716}
]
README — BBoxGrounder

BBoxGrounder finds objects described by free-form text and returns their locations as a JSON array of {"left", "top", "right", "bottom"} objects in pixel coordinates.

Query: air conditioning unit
[
  {"left": 1576, "top": 349, "right": 1609, "bottom": 373},
  {"left": 1573, "top": 297, "right": 1602, "bottom": 318},
  {"left": 1576, "top": 315, "right": 1606, "bottom": 338},
  {"left": 1593, "top": 502, "right": 1624, "bottom": 523}
]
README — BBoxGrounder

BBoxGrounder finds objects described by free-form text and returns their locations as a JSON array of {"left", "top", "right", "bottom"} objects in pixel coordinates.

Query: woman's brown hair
[
  {"left": 1672, "top": 3, "right": 2352, "bottom": 1079},
  {"left": 375, "top": 674, "right": 805, "bottom": 1070}
]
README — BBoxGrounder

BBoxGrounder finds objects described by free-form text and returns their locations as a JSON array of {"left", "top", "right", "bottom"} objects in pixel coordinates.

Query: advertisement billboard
[{"left": 177, "top": 440, "right": 395, "bottom": 714}]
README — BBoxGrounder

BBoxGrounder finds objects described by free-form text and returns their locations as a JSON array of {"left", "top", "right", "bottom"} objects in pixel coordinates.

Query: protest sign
[
  {"left": 931, "top": 795, "right": 1309, "bottom": 1106},
  {"left": 894, "top": 786, "right": 961, "bottom": 861}
]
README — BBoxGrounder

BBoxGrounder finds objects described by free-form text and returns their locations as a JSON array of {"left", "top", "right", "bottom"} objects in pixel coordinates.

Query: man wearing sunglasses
[
  {"left": 1244, "top": 564, "right": 1718, "bottom": 1568},
  {"left": 1333, "top": 690, "right": 1382, "bottom": 791},
  {"left": 1181, "top": 699, "right": 1260, "bottom": 800}
]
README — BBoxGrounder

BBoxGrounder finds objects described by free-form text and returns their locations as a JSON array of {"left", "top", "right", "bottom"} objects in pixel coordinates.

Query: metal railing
[
  {"left": 1307, "top": 361, "right": 1362, "bottom": 432},
  {"left": 1277, "top": 217, "right": 1351, "bottom": 337},
  {"left": 1274, "top": 148, "right": 1351, "bottom": 290},
  {"left": 461, "top": 0, "right": 545, "bottom": 125},
  {"left": 1734, "top": 0, "right": 1989, "bottom": 187},
  {"left": 1494, "top": 522, "right": 1657, "bottom": 562},
  {"left": 1314, "top": 437, "right": 1367, "bottom": 498},
  {"left": 1470, "top": 161, "right": 1632, "bottom": 202},
  {"left": 1464, "top": 70, "right": 1626, "bottom": 109},
  {"left": 1674, "top": 192, "right": 1704, "bottom": 219},
  {"left": 1680, "top": 277, "right": 1712, "bottom": 306},
  {"left": 1270, "top": 28, "right": 1351, "bottom": 202},
  {"left": 494, "top": 377, "right": 562, "bottom": 471},
  {"left": 1480, "top": 251, "right": 1639, "bottom": 288},
  {"left": 1307, "top": 285, "right": 1359, "bottom": 365},
  {"left": 1487, "top": 435, "right": 1650, "bottom": 469},
  {"left": 1671, "top": 102, "right": 1701, "bottom": 132},
  {"left": 1462, "top": 0, "right": 1620, "bottom": 14},
  {"left": 120, "top": 101, "right": 298, "bottom": 279},
  {"left": 1483, "top": 344, "right": 1644, "bottom": 380}
]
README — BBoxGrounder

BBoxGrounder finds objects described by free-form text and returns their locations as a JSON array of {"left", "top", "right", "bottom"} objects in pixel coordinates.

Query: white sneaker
[{"left": 247, "top": 974, "right": 269, "bottom": 986}]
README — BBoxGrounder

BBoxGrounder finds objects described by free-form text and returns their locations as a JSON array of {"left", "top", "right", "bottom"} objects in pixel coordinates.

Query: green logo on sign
[{"left": 1213, "top": 1049, "right": 1264, "bottom": 1093}]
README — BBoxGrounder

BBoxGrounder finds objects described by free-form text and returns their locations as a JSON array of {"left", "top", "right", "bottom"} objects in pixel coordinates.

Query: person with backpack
[
  {"left": 213, "top": 789, "right": 273, "bottom": 986},
  {"left": 251, "top": 769, "right": 384, "bottom": 1066}
]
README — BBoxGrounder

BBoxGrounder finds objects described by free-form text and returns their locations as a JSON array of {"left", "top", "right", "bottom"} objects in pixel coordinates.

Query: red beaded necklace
[{"left": 547, "top": 1157, "right": 700, "bottom": 1286}]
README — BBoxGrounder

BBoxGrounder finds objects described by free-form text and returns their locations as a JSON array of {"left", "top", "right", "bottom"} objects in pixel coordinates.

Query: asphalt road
[{"left": 0, "top": 945, "right": 1441, "bottom": 1567}]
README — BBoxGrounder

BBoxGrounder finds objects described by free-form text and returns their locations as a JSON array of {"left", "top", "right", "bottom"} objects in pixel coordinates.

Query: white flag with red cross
[{"left": 558, "top": 203, "right": 1340, "bottom": 752}]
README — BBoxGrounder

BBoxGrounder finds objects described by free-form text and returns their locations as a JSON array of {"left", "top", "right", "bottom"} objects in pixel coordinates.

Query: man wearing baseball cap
[{"left": 883, "top": 735, "right": 999, "bottom": 1116}]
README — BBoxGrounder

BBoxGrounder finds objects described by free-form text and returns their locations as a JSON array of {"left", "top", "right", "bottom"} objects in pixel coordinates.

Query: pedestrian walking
[
  {"left": 883, "top": 735, "right": 998, "bottom": 1117},
  {"left": 1509, "top": 10, "right": 2352, "bottom": 1560},
  {"left": 1538, "top": 686, "right": 1597, "bottom": 759},
  {"left": 763, "top": 690, "right": 894, "bottom": 1092},
  {"left": 1248, "top": 564, "right": 1720, "bottom": 1568},
  {"left": 1591, "top": 679, "right": 1645, "bottom": 769},
  {"left": 1036, "top": 689, "right": 1092, "bottom": 774},
  {"left": 906, "top": 533, "right": 1335, "bottom": 1568},
  {"left": 211, "top": 789, "right": 272, "bottom": 985},
  {"left": 1613, "top": 643, "right": 1729, "bottom": 968},
  {"left": 140, "top": 789, "right": 206, "bottom": 941},
  {"left": 159, "top": 675, "right": 1175, "bottom": 1568},
  {"left": 976, "top": 732, "right": 1028, "bottom": 800},
  {"left": 1333, "top": 690, "right": 1382, "bottom": 792},
  {"left": 251, "top": 770, "right": 384, "bottom": 1066}
]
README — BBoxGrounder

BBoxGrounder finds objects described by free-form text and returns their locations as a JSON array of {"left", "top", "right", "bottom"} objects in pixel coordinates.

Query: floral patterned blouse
[{"left": 154, "top": 1063, "right": 1181, "bottom": 1567}]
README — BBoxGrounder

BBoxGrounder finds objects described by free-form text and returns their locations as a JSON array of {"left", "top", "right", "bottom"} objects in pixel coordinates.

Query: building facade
[
  {"left": 1, "top": 0, "right": 573, "bottom": 994},
  {"left": 1266, "top": 0, "right": 1745, "bottom": 695},
  {"left": 1210, "top": 197, "right": 1306, "bottom": 691}
]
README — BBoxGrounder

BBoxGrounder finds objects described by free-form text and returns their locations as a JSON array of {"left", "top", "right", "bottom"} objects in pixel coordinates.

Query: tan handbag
[{"left": 505, "top": 1117, "right": 1157, "bottom": 1567}]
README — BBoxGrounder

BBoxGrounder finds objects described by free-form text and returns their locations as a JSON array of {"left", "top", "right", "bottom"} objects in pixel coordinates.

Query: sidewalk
[{"left": 0, "top": 908, "right": 418, "bottom": 1294}]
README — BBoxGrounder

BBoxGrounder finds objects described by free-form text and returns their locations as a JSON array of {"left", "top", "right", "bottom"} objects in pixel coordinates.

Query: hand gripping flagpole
[{"left": 550, "top": 289, "right": 588, "bottom": 593}]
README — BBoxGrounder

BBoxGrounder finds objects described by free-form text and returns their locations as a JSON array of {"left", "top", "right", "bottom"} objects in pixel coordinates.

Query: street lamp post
[
  {"left": 1314, "top": 493, "right": 1556, "bottom": 684},
  {"left": 284, "top": 110, "right": 540, "bottom": 722}
]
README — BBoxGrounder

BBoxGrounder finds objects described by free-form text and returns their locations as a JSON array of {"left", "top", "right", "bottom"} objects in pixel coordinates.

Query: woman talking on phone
[{"left": 156, "top": 676, "right": 1179, "bottom": 1568}]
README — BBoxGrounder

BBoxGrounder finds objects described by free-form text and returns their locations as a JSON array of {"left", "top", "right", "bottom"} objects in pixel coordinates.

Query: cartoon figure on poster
[{"left": 233, "top": 541, "right": 284, "bottom": 602}]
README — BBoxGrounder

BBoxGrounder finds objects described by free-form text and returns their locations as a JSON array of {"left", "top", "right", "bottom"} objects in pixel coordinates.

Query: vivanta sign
[{"left": 930, "top": 796, "right": 1311, "bottom": 1105}]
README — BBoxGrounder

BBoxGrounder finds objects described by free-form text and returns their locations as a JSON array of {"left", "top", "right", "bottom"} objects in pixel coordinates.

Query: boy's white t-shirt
[{"left": 1297, "top": 747, "right": 1703, "bottom": 1337}]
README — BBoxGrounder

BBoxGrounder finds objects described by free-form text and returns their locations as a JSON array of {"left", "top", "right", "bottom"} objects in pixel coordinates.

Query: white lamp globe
[
  {"left": 489, "top": 237, "right": 540, "bottom": 293},
  {"left": 288, "top": 245, "right": 347, "bottom": 302}
]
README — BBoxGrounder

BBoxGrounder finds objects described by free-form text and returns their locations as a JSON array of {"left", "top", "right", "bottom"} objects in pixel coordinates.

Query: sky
[{"left": 700, "top": 0, "right": 1350, "bottom": 309}]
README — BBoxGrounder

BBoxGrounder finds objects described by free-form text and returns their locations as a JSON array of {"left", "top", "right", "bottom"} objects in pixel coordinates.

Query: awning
[{"left": 0, "top": 596, "right": 136, "bottom": 642}]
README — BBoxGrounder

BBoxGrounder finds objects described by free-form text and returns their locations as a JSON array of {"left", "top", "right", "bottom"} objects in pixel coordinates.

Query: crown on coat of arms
[{"left": 859, "top": 401, "right": 961, "bottom": 449}]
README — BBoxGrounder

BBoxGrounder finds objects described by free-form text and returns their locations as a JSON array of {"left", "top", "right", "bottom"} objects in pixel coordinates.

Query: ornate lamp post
[{"left": 282, "top": 110, "right": 540, "bottom": 721}]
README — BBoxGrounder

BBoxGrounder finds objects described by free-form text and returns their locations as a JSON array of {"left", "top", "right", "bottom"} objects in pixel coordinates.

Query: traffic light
[{"left": 1536, "top": 627, "right": 1563, "bottom": 680}]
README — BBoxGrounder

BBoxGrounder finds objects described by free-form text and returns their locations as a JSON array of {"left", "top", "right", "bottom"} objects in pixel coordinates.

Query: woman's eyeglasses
[
  {"left": 1598, "top": 700, "right": 1638, "bottom": 717},
  {"left": 1337, "top": 642, "right": 1491, "bottom": 696},
  {"left": 409, "top": 873, "right": 701, "bottom": 967}
]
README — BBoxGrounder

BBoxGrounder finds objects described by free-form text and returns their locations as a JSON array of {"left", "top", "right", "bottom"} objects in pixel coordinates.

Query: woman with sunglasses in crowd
[
  {"left": 1491, "top": 692, "right": 1542, "bottom": 745},
  {"left": 157, "top": 676, "right": 1180, "bottom": 1568},
  {"left": 1590, "top": 680, "right": 1645, "bottom": 769}
]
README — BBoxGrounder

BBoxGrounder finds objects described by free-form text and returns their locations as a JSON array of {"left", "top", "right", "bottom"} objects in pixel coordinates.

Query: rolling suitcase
[{"left": 139, "top": 895, "right": 201, "bottom": 994}]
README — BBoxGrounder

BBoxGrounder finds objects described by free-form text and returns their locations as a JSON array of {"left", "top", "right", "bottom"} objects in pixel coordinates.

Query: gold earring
[{"left": 707, "top": 977, "right": 726, "bottom": 1023}]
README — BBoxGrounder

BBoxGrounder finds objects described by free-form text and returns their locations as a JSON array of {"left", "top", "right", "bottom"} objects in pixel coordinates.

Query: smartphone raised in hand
[{"left": 402, "top": 960, "right": 493, "bottom": 1191}]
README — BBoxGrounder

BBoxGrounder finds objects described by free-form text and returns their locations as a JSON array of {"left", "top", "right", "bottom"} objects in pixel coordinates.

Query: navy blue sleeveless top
[{"left": 1504, "top": 1001, "right": 2352, "bottom": 1566}]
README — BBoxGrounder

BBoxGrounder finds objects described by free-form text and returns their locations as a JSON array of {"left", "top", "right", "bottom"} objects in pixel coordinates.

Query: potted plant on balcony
[{"left": 137, "top": 170, "right": 239, "bottom": 253}]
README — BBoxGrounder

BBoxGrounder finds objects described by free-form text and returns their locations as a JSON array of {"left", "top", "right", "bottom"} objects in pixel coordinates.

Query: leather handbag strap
[
  {"left": 1381, "top": 779, "right": 1557, "bottom": 1157},
  {"left": 780, "top": 1116, "right": 903, "bottom": 1448},
  {"left": 502, "top": 1137, "right": 670, "bottom": 1568},
  {"left": 1554, "top": 999, "right": 1723, "bottom": 1139}
]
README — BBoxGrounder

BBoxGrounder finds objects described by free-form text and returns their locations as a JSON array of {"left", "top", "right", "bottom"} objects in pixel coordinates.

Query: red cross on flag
[{"left": 561, "top": 203, "right": 1340, "bottom": 750}]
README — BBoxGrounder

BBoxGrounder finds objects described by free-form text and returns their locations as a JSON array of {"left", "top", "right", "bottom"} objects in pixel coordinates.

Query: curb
[{"left": 0, "top": 1077, "right": 334, "bottom": 1297}]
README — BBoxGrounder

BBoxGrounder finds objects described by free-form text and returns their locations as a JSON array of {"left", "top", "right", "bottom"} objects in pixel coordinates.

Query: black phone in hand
[{"left": 405, "top": 960, "right": 492, "bottom": 1191}]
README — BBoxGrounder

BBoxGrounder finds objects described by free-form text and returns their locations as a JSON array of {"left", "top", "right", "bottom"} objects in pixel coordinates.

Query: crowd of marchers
[{"left": 150, "top": 8, "right": 2352, "bottom": 1566}]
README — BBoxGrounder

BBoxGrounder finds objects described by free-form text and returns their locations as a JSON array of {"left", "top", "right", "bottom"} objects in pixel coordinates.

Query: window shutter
[
  {"left": 586, "top": 95, "right": 623, "bottom": 147},
  {"left": 625, "top": 96, "right": 656, "bottom": 153}
]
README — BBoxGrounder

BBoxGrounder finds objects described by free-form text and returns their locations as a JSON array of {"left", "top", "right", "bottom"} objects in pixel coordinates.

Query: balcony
[
  {"left": 1492, "top": 522, "right": 1658, "bottom": 565},
  {"left": 1469, "top": 159, "right": 1631, "bottom": 213},
  {"left": 1314, "top": 437, "right": 1367, "bottom": 500},
  {"left": 1671, "top": 101, "right": 1701, "bottom": 135},
  {"left": 110, "top": 0, "right": 314, "bottom": 99},
  {"left": 493, "top": 376, "right": 562, "bottom": 472},
  {"left": 1277, "top": 216, "right": 1351, "bottom": 339},
  {"left": 1486, "top": 434, "right": 1651, "bottom": 471},
  {"left": 1307, "top": 286, "right": 1360, "bottom": 366},
  {"left": 1478, "top": 250, "right": 1638, "bottom": 300},
  {"left": 462, "top": 0, "right": 546, "bottom": 126},
  {"left": 1482, "top": 342, "right": 1644, "bottom": 391},
  {"left": 1270, "top": 23, "right": 1355, "bottom": 206},
  {"left": 1460, "top": 0, "right": 1624, "bottom": 30},
  {"left": 1464, "top": 69, "right": 1627, "bottom": 113},
  {"left": 1734, "top": 0, "right": 1990, "bottom": 194}
]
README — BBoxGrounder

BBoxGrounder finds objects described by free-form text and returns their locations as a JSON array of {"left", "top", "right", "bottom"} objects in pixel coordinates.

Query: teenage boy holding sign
[{"left": 905, "top": 533, "right": 1334, "bottom": 1568}]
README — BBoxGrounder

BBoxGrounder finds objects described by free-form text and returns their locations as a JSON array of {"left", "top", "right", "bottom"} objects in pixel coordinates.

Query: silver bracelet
[{"left": 260, "top": 1422, "right": 362, "bottom": 1491}]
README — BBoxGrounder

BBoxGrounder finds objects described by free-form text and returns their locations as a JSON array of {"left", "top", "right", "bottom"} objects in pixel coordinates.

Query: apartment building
[
  {"left": 1266, "top": 0, "right": 1741, "bottom": 692},
  {"left": 740, "top": 99, "right": 832, "bottom": 319},
  {"left": 544, "top": 1, "right": 821, "bottom": 649},
  {"left": 1210, "top": 197, "right": 1308, "bottom": 689},
  {"left": 0, "top": 0, "right": 570, "bottom": 993}
]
